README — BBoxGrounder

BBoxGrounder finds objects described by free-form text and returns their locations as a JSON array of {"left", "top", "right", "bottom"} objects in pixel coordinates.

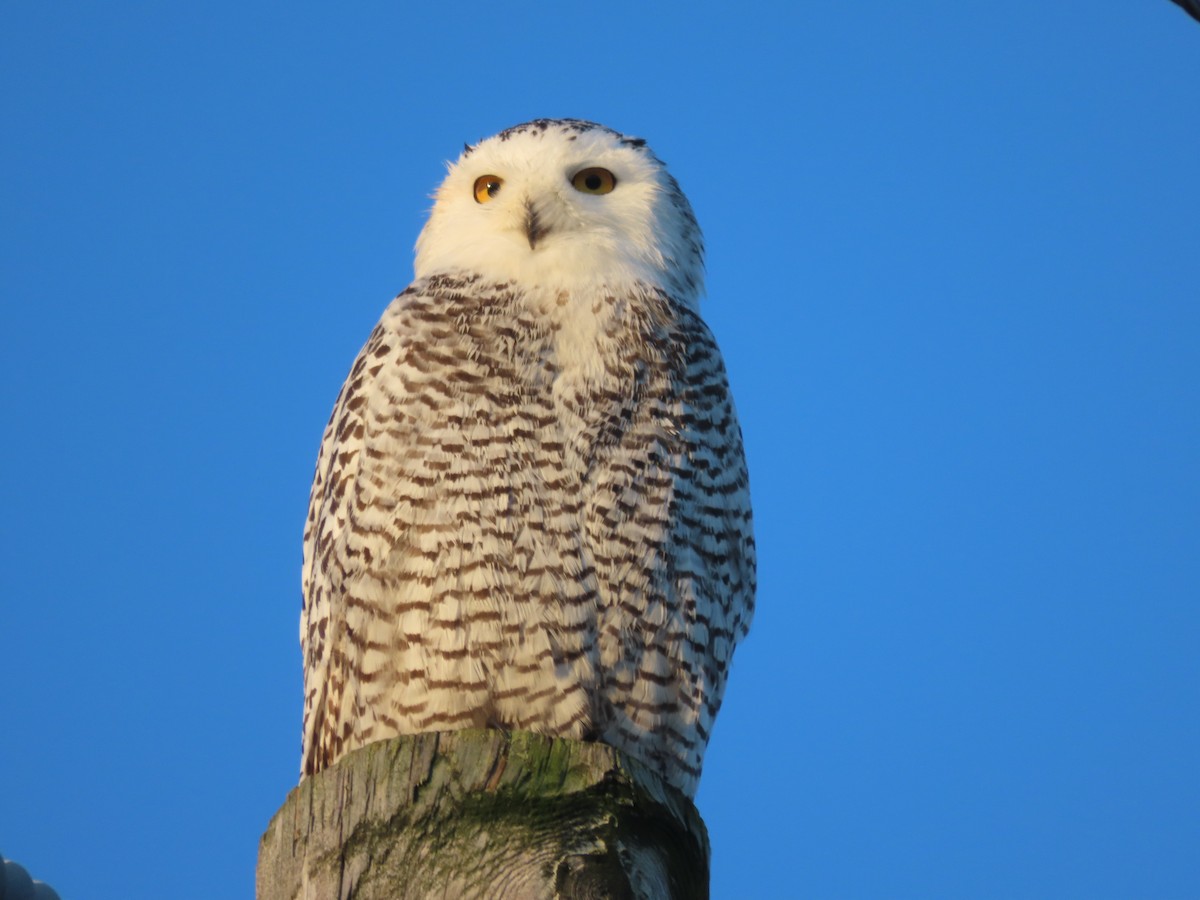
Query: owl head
[{"left": 414, "top": 119, "right": 704, "bottom": 303}]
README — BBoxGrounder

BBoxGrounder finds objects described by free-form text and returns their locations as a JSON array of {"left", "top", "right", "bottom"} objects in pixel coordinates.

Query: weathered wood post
[{"left": 257, "top": 730, "right": 710, "bottom": 899}]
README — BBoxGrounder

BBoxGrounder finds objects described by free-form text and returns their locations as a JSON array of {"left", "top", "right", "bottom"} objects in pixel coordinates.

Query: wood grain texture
[{"left": 258, "top": 730, "right": 710, "bottom": 900}]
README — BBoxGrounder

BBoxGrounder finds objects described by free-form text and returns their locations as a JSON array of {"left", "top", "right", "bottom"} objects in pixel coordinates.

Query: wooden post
[{"left": 257, "top": 730, "right": 710, "bottom": 900}]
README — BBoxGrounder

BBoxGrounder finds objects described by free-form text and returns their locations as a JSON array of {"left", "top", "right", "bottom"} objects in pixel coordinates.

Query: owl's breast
[{"left": 531, "top": 287, "right": 676, "bottom": 444}]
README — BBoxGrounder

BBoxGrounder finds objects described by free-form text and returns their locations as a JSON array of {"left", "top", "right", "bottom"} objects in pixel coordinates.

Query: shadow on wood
[{"left": 257, "top": 730, "right": 710, "bottom": 899}]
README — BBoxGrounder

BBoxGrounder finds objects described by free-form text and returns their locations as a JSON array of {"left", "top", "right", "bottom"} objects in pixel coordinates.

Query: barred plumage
[{"left": 301, "top": 120, "right": 754, "bottom": 797}]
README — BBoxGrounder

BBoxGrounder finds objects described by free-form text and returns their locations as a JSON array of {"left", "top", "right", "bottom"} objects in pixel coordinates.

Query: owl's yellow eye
[
  {"left": 473, "top": 175, "right": 504, "bottom": 203},
  {"left": 571, "top": 167, "right": 616, "bottom": 195}
]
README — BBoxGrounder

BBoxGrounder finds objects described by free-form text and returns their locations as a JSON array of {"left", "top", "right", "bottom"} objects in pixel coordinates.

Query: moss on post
[{"left": 257, "top": 730, "right": 709, "bottom": 900}]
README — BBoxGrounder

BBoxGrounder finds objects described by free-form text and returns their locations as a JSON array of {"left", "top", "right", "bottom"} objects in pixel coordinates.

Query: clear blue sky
[{"left": 3, "top": 3, "right": 1198, "bottom": 897}]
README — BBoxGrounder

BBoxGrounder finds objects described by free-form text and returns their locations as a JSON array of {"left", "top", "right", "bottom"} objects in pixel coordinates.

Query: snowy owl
[{"left": 300, "top": 118, "right": 755, "bottom": 797}]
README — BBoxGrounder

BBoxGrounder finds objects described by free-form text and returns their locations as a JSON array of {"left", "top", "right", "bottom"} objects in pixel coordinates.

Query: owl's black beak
[{"left": 523, "top": 199, "right": 548, "bottom": 250}]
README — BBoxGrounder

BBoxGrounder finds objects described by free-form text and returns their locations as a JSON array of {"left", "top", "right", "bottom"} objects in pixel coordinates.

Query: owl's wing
[
  {"left": 299, "top": 321, "right": 388, "bottom": 776},
  {"left": 588, "top": 297, "right": 755, "bottom": 794},
  {"left": 657, "top": 306, "right": 755, "bottom": 792},
  {"left": 672, "top": 305, "right": 756, "bottom": 709}
]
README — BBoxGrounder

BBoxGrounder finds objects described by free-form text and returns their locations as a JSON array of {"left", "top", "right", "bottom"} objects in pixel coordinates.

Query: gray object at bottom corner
[{"left": 1, "top": 853, "right": 63, "bottom": 900}]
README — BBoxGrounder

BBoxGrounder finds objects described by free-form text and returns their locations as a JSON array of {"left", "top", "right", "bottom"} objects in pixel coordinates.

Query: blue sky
[{"left": 3, "top": 3, "right": 1198, "bottom": 897}]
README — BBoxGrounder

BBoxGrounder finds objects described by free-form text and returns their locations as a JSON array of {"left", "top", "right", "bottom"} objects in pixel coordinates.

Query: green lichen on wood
[{"left": 257, "top": 730, "right": 709, "bottom": 900}]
